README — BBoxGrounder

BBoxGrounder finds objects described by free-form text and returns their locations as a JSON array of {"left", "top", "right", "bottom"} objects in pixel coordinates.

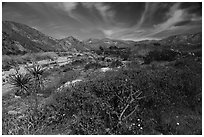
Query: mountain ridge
[{"left": 2, "top": 21, "right": 202, "bottom": 55}]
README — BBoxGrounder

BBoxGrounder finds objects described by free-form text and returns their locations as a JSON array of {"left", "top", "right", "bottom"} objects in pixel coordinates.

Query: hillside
[
  {"left": 158, "top": 32, "right": 201, "bottom": 52},
  {"left": 58, "top": 36, "right": 89, "bottom": 52},
  {"left": 3, "top": 21, "right": 62, "bottom": 54},
  {"left": 160, "top": 32, "right": 202, "bottom": 45},
  {"left": 2, "top": 21, "right": 202, "bottom": 56},
  {"left": 2, "top": 21, "right": 88, "bottom": 55},
  {"left": 84, "top": 38, "right": 136, "bottom": 50}
]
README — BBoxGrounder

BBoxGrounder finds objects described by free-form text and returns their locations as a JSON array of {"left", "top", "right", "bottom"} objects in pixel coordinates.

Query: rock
[
  {"left": 18, "top": 115, "right": 26, "bottom": 119},
  {"left": 37, "top": 93, "right": 44, "bottom": 97},
  {"left": 14, "top": 95, "right": 21, "bottom": 99},
  {"left": 8, "top": 110, "right": 20, "bottom": 115},
  {"left": 71, "top": 79, "right": 82, "bottom": 84},
  {"left": 100, "top": 67, "right": 112, "bottom": 72},
  {"left": 56, "top": 78, "right": 83, "bottom": 93}
]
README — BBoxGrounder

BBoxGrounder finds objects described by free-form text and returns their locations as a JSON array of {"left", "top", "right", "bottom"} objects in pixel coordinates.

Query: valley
[{"left": 2, "top": 21, "right": 202, "bottom": 135}]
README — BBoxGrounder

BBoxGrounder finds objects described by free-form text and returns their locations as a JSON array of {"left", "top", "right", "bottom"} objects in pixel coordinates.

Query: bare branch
[
  {"left": 112, "top": 111, "right": 119, "bottom": 118},
  {"left": 115, "top": 93, "right": 123, "bottom": 102},
  {"left": 122, "top": 105, "right": 139, "bottom": 121},
  {"left": 134, "top": 91, "right": 142, "bottom": 98},
  {"left": 136, "top": 96, "right": 146, "bottom": 100},
  {"left": 119, "top": 97, "right": 135, "bottom": 122}
]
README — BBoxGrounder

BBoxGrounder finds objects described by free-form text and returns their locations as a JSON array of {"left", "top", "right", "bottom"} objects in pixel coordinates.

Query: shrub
[
  {"left": 60, "top": 64, "right": 72, "bottom": 72},
  {"left": 143, "top": 49, "right": 178, "bottom": 64},
  {"left": 109, "top": 60, "right": 123, "bottom": 68},
  {"left": 84, "top": 62, "right": 104, "bottom": 70},
  {"left": 2, "top": 55, "right": 23, "bottom": 71},
  {"left": 41, "top": 66, "right": 202, "bottom": 135},
  {"left": 71, "top": 59, "right": 86, "bottom": 66}
]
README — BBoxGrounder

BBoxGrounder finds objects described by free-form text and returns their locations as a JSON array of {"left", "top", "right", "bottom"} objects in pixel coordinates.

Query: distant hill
[
  {"left": 58, "top": 36, "right": 89, "bottom": 52},
  {"left": 160, "top": 32, "right": 202, "bottom": 45},
  {"left": 2, "top": 21, "right": 92, "bottom": 55},
  {"left": 83, "top": 38, "right": 136, "bottom": 50},
  {"left": 130, "top": 32, "right": 202, "bottom": 57},
  {"left": 159, "top": 32, "right": 202, "bottom": 52},
  {"left": 2, "top": 21, "right": 202, "bottom": 55}
]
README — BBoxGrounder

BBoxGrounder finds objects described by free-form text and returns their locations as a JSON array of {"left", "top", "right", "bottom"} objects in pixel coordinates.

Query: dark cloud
[
  {"left": 106, "top": 2, "right": 145, "bottom": 27},
  {"left": 73, "top": 3, "right": 103, "bottom": 25},
  {"left": 140, "top": 3, "right": 174, "bottom": 28},
  {"left": 174, "top": 20, "right": 192, "bottom": 26},
  {"left": 180, "top": 2, "right": 202, "bottom": 16},
  {"left": 2, "top": 2, "right": 202, "bottom": 41}
]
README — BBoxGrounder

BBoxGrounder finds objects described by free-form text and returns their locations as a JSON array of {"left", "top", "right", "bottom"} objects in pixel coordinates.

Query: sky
[{"left": 2, "top": 2, "right": 202, "bottom": 41}]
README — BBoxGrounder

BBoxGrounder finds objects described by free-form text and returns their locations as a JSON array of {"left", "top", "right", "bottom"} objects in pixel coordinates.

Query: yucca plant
[
  {"left": 27, "top": 63, "right": 46, "bottom": 89},
  {"left": 26, "top": 63, "right": 46, "bottom": 114},
  {"left": 9, "top": 72, "right": 32, "bottom": 96},
  {"left": 27, "top": 63, "right": 45, "bottom": 80}
]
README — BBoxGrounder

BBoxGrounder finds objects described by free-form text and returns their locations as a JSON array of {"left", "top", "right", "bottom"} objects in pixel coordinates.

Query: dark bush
[
  {"left": 194, "top": 50, "right": 202, "bottom": 57},
  {"left": 71, "top": 59, "right": 85, "bottom": 66},
  {"left": 109, "top": 60, "right": 123, "bottom": 68},
  {"left": 143, "top": 49, "right": 178, "bottom": 64},
  {"left": 60, "top": 64, "right": 72, "bottom": 72},
  {"left": 153, "top": 43, "right": 161, "bottom": 46},
  {"left": 84, "top": 62, "right": 104, "bottom": 70}
]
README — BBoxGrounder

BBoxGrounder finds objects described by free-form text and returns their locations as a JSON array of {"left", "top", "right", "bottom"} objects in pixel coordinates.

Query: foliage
[
  {"left": 27, "top": 63, "right": 46, "bottom": 81},
  {"left": 2, "top": 108, "right": 45, "bottom": 135},
  {"left": 2, "top": 55, "right": 25, "bottom": 71},
  {"left": 84, "top": 62, "right": 104, "bottom": 70},
  {"left": 3, "top": 49, "right": 202, "bottom": 135},
  {"left": 143, "top": 49, "right": 178, "bottom": 64},
  {"left": 38, "top": 65, "right": 201, "bottom": 135},
  {"left": 9, "top": 72, "right": 32, "bottom": 97},
  {"left": 71, "top": 59, "right": 86, "bottom": 66},
  {"left": 8, "top": 63, "right": 46, "bottom": 115},
  {"left": 2, "top": 52, "right": 58, "bottom": 71},
  {"left": 109, "top": 60, "right": 123, "bottom": 68}
]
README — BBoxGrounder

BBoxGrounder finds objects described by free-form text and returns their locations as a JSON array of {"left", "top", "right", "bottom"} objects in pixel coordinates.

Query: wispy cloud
[
  {"left": 98, "top": 3, "right": 201, "bottom": 41},
  {"left": 147, "top": 3, "right": 184, "bottom": 37},
  {"left": 54, "top": 3, "right": 80, "bottom": 21},
  {"left": 3, "top": 2, "right": 201, "bottom": 40},
  {"left": 81, "top": 2, "right": 115, "bottom": 25},
  {"left": 137, "top": 3, "right": 159, "bottom": 28}
]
